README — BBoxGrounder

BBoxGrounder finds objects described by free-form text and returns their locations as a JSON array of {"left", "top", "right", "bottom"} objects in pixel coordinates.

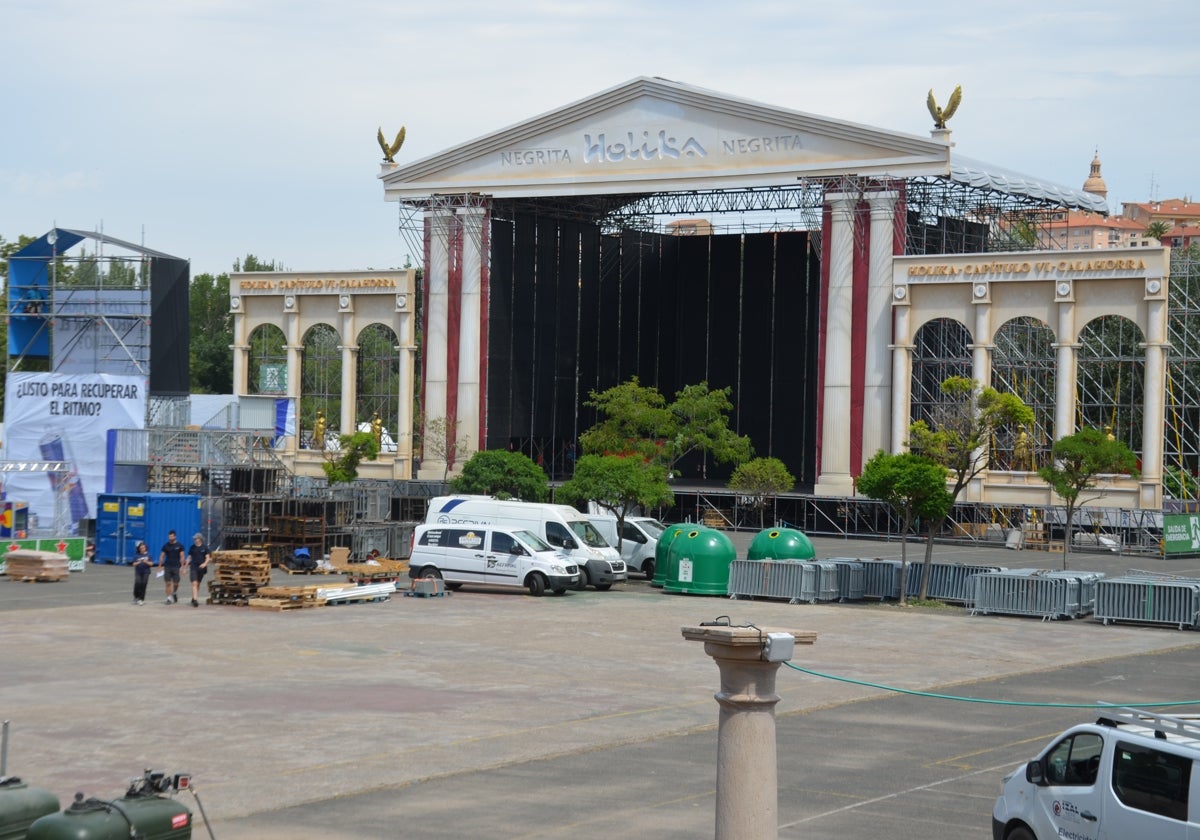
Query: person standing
[
  {"left": 158, "top": 530, "right": 185, "bottom": 604},
  {"left": 186, "top": 533, "right": 212, "bottom": 608},
  {"left": 131, "top": 541, "right": 152, "bottom": 605}
]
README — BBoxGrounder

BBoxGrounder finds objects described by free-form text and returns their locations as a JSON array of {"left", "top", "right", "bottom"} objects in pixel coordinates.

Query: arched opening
[
  {"left": 991, "top": 316, "right": 1056, "bottom": 469},
  {"left": 301, "top": 324, "right": 342, "bottom": 444},
  {"left": 246, "top": 323, "right": 286, "bottom": 396},
  {"left": 1077, "top": 315, "right": 1145, "bottom": 460},
  {"left": 910, "top": 317, "right": 973, "bottom": 429},
  {"left": 356, "top": 323, "right": 400, "bottom": 452}
]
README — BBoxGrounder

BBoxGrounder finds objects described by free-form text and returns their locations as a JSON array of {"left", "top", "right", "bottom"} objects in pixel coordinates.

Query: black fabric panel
[
  {"left": 739, "top": 233, "right": 776, "bottom": 463},
  {"left": 149, "top": 257, "right": 189, "bottom": 395},
  {"left": 594, "top": 233, "right": 623, "bottom": 391},
  {"left": 532, "top": 218, "right": 559, "bottom": 438},
  {"left": 673, "top": 236, "right": 709, "bottom": 390},
  {"left": 508, "top": 216, "right": 538, "bottom": 438},
  {"left": 486, "top": 218, "right": 514, "bottom": 450},
  {"left": 553, "top": 223, "right": 582, "bottom": 461},
  {"left": 635, "top": 232, "right": 663, "bottom": 389},
  {"left": 773, "top": 231, "right": 819, "bottom": 487},
  {"left": 706, "top": 235, "right": 741, "bottom": 392},
  {"left": 576, "top": 227, "right": 603, "bottom": 430}
]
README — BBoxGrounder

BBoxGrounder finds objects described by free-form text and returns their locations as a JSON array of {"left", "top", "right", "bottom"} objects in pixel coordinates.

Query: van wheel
[
  {"left": 1006, "top": 826, "right": 1036, "bottom": 840},
  {"left": 641, "top": 559, "right": 655, "bottom": 580},
  {"left": 421, "top": 566, "right": 443, "bottom": 581},
  {"left": 526, "top": 573, "right": 546, "bottom": 597},
  {"left": 445, "top": 582, "right": 463, "bottom": 591},
  {"left": 574, "top": 568, "right": 590, "bottom": 590}
]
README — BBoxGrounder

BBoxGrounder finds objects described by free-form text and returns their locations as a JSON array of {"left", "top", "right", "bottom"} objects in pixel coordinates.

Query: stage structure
[
  {"left": 228, "top": 269, "right": 418, "bottom": 480},
  {"left": 6, "top": 228, "right": 190, "bottom": 422},
  {"left": 379, "top": 77, "right": 1174, "bottom": 510}
]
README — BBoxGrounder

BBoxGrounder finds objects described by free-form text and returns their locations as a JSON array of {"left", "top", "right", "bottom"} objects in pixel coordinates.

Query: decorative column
[
  {"left": 890, "top": 289, "right": 913, "bottom": 455},
  {"left": 966, "top": 283, "right": 994, "bottom": 500},
  {"left": 863, "top": 191, "right": 900, "bottom": 460},
  {"left": 338, "top": 301, "right": 358, "bottom": 435},
  {"left": 1141, "top": 276, "right": 1169, "bottom": 508},
  {"left": 681, "top": 625, "right": 817, "bottom": 840},
  {"left": 1053, "top": 282, "right": 1078, "bottom": 442},
  {"left": 285, "top": 305, "right": 302, "bottom": 432},
  {"left": 455, "top": 205, "right": 487, "bottom": 461},
  {"left": 815, "top": 193, "right": 857, "bottom": 495},
  {"left": 419, "top": 209, "right": 454, "bottom": 479},
  {"left": 230, "top": 305, "right": 249, "bottom": 395}
]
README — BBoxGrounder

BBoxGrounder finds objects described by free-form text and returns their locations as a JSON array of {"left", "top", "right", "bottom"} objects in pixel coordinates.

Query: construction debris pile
[{"left": 3, "top": 549, "right": 70, "bottom": 582}]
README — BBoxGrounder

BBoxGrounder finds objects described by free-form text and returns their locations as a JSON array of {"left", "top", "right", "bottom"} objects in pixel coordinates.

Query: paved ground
[{"left": 2, "top": 534, "right": 1197, "bottom": 839}]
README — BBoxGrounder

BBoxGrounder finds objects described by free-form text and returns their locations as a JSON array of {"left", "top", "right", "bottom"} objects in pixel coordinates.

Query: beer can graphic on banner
[{"left": 39, "top": 430, "right": 90, "bottom": 529}]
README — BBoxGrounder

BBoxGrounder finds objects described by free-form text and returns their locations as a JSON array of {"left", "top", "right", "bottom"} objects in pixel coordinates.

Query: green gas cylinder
[
  {"left": 0, "top": 777, "right": 60, "bottom": 840},
  {"left": 28, "top": 771, "right": 192, "bottom": 840},
  {"left": 663, "top": 526, "right": 736, "bottom": 595},
  {"left": 747, "top": 527, "right": 816, "bottom": 561}
]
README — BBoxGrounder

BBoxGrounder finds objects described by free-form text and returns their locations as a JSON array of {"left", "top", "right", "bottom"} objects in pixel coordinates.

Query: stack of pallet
[
  {"left": 208, "top": 549, "right": 271, "bottom": 605},
  {"left": 249, "top": 584, "right": 328, "bottom": 611},
  {"left": 3, "top": 549, "right": 69, "bottom": 582},
  {"left": 333, "top": 557, "right": 410, "bottom": 584}
]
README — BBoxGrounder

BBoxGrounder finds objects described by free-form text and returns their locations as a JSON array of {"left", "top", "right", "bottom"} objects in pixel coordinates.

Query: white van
[
  {"left": 586, "top": 514, "right": 665, "bottom": 580},
  {"left": 425, "top": 496, "right": 627, "bottom": 590},
  {"left": 408, "top": 523, "right": 580, "bottom": 596},
  {"left": 991, "top": 707, "right": 1200, "bottom": 840}
]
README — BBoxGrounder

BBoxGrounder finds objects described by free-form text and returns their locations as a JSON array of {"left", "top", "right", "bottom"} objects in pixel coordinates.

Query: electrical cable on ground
[{"left": 782, "top": 661, "right": 1200, "bottom": 709}]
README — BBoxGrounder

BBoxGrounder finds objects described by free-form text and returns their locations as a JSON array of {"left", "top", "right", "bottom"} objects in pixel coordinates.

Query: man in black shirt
[
  {"left": 158, "top": 530, "right": 185, "bottom": 604},
  {"left": 186, "top": 533, "right": 212, "bottom": 608}
]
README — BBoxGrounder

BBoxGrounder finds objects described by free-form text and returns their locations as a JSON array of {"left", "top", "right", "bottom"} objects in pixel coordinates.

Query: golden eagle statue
[
  {"left": 926, "top": 86, "right": 962, "bottom": 129},
  {"left": 377, "top": 126, "right": 406, "bottom": 163}
]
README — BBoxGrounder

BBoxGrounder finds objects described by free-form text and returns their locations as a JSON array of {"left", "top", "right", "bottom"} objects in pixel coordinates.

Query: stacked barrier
[
  {"left": 727, "top": 560, "right": 818, "bottom": 603},
  {"left": 860, "top": 559, "right": 904, "bottom": 600},
  {"left": 905, "top": 562, "right": 1006, "bottom": 602},
  {"left": 970, "top": 569, "right": 1104, "bottom": 620},
  {"left": 1094, "top": 574, "right": 1200, "bottom": 630},
  {"left": 823, "top": 558, "right": 866, "bottom": 601}
]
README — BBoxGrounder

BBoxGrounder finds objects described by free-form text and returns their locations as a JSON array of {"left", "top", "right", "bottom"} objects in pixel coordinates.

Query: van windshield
[
  {"left": 570, "top": 520, "right": 610, "bottom": 548},
  {"left": 515, "top": 530, "right": 552, "bottom": 553},
  {"left": 637, "top": 520, "right": 666, "bottom": 538}
]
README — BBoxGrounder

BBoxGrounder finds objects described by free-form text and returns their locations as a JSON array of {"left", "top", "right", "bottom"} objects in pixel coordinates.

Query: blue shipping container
[{"left": 95, "top": 493, "right": 201, "bottom": 565}]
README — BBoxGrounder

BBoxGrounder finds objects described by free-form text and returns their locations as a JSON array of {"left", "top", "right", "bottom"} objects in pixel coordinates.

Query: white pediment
[{"left": 380, "top": 77, "right": 951, "bottom": 200}]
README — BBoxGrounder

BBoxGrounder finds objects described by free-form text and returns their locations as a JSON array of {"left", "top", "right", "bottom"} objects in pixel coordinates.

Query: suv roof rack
[{"left": 1094, "top": 706, "right": 1200, "bottom": 742}]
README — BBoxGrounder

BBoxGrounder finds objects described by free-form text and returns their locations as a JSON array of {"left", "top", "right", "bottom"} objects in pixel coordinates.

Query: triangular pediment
[{"left": 380, "top": 77, "right": 950, "bottom": 199}]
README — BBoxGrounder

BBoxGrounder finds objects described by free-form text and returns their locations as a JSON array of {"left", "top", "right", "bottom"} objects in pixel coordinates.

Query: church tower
[{"left": 1082, "top": 150, "right": 1108, "bottom": 200}]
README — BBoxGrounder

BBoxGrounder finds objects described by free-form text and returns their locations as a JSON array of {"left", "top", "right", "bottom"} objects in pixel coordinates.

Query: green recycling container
[
  {"left": 747, "top": 527, "right": 816, "bottom": 561},
  {"left": 663, "top": 527, "right": 736, "bottom": 595},
  {"left": 651, "top": 523, "right": 689, "bottom": 588},
  {"left": 28, "top": 791, "right": 192, "bottom": 840}
]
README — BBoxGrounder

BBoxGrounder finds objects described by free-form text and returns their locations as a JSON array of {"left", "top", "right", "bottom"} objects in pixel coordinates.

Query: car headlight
[{"left": 551, "top": 565, "right": 567, "bottom": 574}]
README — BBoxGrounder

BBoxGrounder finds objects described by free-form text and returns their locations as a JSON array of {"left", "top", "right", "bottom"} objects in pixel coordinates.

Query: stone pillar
[
  {"left": 815, "top": 193, "right": 857, "bottom": 495},
  {"left": 420, "top": 209, "right": 454, "bottom": 479},
  {"left": 1141, "top": 282, "right": 1168, "bottom": 508},
  {"left": 863, "top": 191, "right": 899, "bottom": 459},
  {"left": 890, "top": 291, "right": 912, "bottom": 455},
  {"left": 681, "top": 625, "right": 817, "bottom": 840},
  {"left": 456, "top": 205, "right": 487, "bottom": 459},
  {"left": 966, "top": 286, "right": 994, "bottom": 500},
  {"left": 1054, "top": 285, "right": 1078, "bottom": 442},
  {"left": 339, "top": 344, "right": 359, "bottom": 437},
  {"left": 231, "top": 309, "right": 249, "bottom": 395}
]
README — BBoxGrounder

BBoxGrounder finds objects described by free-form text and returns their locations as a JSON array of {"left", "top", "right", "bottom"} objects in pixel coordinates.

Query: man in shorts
[
  {"left": 186, "top": 533, "right": 212, "bottom": 608},
  {"left": 158, "top": 530, "right": 185, "bottom": 604}
]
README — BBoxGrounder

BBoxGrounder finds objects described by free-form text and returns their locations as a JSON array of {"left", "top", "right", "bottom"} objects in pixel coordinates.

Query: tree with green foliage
[
  {"left": 322, "top": 431, "right": 379, "bottom": 484},
  {"left": 727, "top": 457, "right": 796, "bottom": 528},
  {"left": 1164, "top": 464, "right": 1199, "bottom": 503},
  {"left": 856, "top": 451, "right": 953, "bottom": 606},
  {"left": 422, "top": 415, "right": 471, "bottom": 481},
  {"left": 907, "top": 376, "right": 1034, "bottom": 597},
  {"left": 450, "top": 449, "right": 549, "bottom": 501},
  {"left": 189, "top": 272, "right": 233, "bottom": 393},
  {"left": 1145, "top": 220, "right": 1170, "bottom": 242},
  {"left": 1038, "top": 428, "right": 1139, "bottom": 569},
  {"left": 556, "top": 454, "right": 673, "bottom": 549},
  {"left": 579, "top": 377, "right": 752, "bottom": 477}
]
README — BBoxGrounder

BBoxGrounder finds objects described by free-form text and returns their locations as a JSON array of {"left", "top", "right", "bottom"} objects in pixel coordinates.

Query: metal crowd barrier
[
  {"left": 859, "top": 559, "right": 904, "bottom": 600},
  {"left": 728, "top": 560, "right": 825, "bottom": 603},
  {"left": 823, "top": 558, "right": 866, "bottom": 601},
  {"left": 904, "top": 562, "right": 1006, "bottom": 602},
  {"left": 1094, "top": 574, "right": 1200, "bottom": 630},
  {"left": 970, "top": 569, "right": 1104, "bottom": 620}
]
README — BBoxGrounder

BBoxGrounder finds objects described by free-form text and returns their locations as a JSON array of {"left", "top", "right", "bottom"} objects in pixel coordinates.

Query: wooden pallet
[
  {"left": 11, "top": 574, "right": 69, "bottom": 582},
  {"left": 248, "top": 596, "right": 326, "bottom": 611}
]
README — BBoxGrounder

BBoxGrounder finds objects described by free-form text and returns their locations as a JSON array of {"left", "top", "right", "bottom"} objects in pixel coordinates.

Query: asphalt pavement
[{"left": 2, "top": 533, "right": 1198, "bottom": 839}]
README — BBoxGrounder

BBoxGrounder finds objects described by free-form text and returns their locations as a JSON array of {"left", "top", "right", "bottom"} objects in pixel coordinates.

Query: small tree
[
  {"left": 856, "top": 451, "right": 953, "bottom": 606},
  {"left": 1145, "top": 220, "right": 1170, "bottom": 242},
  {"left": 1038, "top": 428, "right": 1138, "bottom": 569},
  {"left": 422, "top": 416, "right": 470, "bottom": 480},
  {"left": 450, "top": 450, "right": 549, "bottom": 501},
  {"left": 907, "top": 376, "right": 1033, "bottom": 598},
  {"left": 556, "top": 455, "right": 673, "bottom": 551},
  {"left": 727, "top": 457, "right": 796, "bottom": 528},
  {"left": 322, "top": 431, "right": 379, "bottom": 484}
]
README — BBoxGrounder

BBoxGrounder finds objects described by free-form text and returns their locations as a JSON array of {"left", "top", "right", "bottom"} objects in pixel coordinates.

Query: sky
[{"left": 3, "top": 0, "right": 1198, "bottom": 278}]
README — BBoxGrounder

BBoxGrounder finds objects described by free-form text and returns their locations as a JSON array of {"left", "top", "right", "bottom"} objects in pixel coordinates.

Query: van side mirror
[
  {"left": 1025, "top": 760, "right": 1044, "bottom": 785},
  {"left": 564, "top": 538, "right": 578, "bottom": 550},
  {"left": 509, "top": 545, "right": 523, "bottom": 555}
]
